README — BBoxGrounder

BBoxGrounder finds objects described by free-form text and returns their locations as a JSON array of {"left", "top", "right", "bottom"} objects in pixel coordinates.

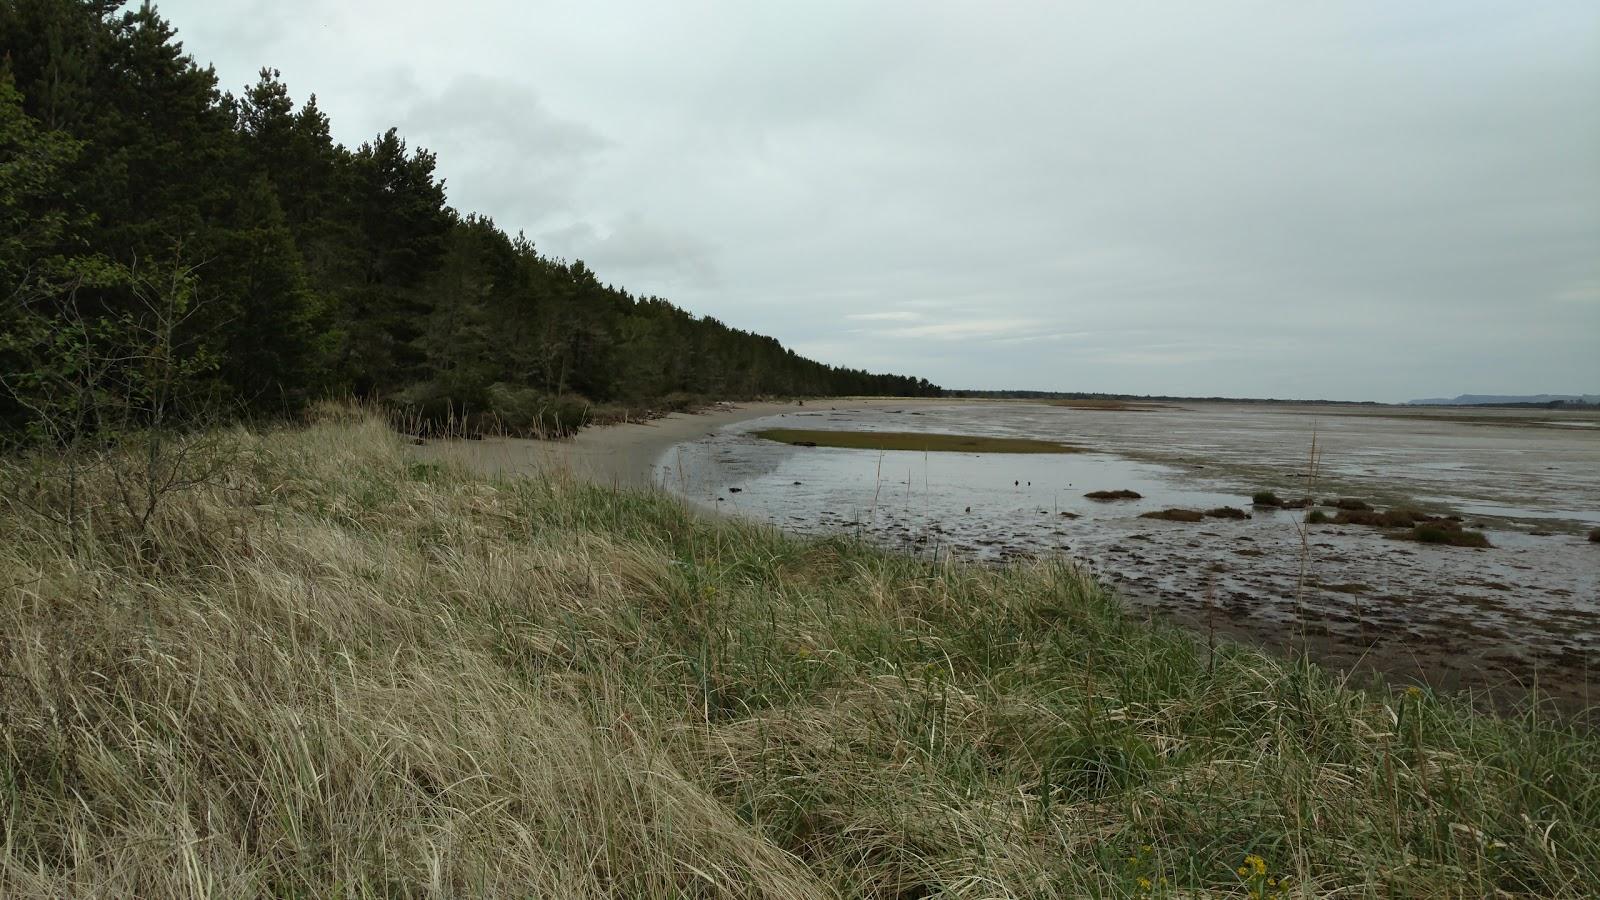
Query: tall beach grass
[{"left": 1, "top": 408, "right": 1595, "bottom": 897}]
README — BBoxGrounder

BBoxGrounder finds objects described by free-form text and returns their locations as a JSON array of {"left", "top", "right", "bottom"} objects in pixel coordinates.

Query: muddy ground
[{"left": 657, "top": 401, "right": 1600, "bottom": 713}]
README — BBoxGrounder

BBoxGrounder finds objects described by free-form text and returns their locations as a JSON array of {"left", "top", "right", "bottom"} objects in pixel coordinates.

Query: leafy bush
[{"left": 484, "top": 383, "right": 593, "bottom": 436}]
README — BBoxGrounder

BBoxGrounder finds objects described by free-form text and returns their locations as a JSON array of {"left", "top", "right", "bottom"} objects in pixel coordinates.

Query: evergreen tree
[{"left": 1, "top": 1, "right": 939, "bottom": 444}]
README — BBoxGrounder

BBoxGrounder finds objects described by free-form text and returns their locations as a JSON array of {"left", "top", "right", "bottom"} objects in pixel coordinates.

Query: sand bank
[{"left": 412, "top": 397, "right": 931, "bottom": 489}]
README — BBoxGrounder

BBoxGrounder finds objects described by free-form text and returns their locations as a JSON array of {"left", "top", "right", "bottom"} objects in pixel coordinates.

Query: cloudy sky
[{"left": 159, "top": 1, "right": 1599, "bottom": 401}]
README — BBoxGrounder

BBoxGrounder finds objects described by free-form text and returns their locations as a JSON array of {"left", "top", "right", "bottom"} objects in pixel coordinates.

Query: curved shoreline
[{"left": 412, "top": 397, "right": 943, "bottom": 488}]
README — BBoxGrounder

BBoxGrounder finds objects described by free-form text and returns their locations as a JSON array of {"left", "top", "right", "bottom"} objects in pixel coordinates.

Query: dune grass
[
  {"left": 1, "top": 409, "right": 1597, "bottom": 897},
  {"left": 755, "top": 428, "right": 1081, "bottom": 454}
]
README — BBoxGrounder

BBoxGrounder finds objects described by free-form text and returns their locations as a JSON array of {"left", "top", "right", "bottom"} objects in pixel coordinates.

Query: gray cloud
[
  {"left": 542, "top": 214, "right": 719, "bottom": 290},
  {"left": 399, "top": 74, "right": 609, "bottom": 225},
  {"left": 161, "top": 0, "right": 1599, "bottom": 400}
]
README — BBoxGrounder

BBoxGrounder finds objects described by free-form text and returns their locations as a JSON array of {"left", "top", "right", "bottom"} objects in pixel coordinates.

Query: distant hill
[{"left": 1406, "top": 394, "right": 1600, "bottom": 407}]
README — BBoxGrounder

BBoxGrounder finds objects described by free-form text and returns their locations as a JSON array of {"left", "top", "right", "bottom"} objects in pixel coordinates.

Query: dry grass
[{"left": 1, "top": 408, "right": 1596, "bottom": 897}]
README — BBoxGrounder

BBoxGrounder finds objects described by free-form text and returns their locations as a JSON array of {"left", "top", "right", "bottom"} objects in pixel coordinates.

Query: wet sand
[{"left": 411, "top": 397, "right": 939, "bottom": 488}]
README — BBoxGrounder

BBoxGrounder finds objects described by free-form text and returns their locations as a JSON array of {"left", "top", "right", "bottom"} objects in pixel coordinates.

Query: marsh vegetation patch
[
  {"left": 1047, "top": 399, "right": 1169, "bottom": 411},
  {"left": 1139, "top": 508, "right": 1206, "bottom": 522},
  {"left": 754, "top": 428, "right": 1082, "bottom": 454}
]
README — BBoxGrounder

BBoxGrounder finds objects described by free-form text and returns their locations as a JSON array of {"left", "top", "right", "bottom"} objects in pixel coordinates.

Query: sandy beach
[{"left": 412, "top": 397, "right": 928, "bottom": 488}]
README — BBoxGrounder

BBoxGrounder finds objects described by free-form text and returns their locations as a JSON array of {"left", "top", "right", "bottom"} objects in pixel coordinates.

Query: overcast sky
[{"left": 158, "top": 1, "right": 1599, "bottom": 401}]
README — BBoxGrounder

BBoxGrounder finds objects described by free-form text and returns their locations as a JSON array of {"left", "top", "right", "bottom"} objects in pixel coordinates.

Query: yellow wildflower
[
  {"left": 1244, "top": 854, "right": 1267, "bottom": 875},
  {"left": 1137, "top": 876, "right": 1153, "bottom": 890}
]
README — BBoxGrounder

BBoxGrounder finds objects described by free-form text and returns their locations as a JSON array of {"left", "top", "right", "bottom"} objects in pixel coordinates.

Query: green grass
[
  {"left": 754, "top": 427, "right": 1082, "bottom": 453},
  {"left": 0, "top": 408, "right": 1596, "bottom": 896}
]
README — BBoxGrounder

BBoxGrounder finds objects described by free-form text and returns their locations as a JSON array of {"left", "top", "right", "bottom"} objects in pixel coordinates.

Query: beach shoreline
[{"left": 412, "top": 396, "right": 946, "bottom": 488}]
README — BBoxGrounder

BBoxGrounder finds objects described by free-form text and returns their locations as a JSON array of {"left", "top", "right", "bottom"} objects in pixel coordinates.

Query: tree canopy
[{"left": 1, "top": 0, "right": 938, "bottom": 438}]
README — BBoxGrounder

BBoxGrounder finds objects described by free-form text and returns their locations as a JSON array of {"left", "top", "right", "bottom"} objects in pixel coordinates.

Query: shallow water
[{"left": 654, "top": 401, "right": 1600, "bottom": 708}]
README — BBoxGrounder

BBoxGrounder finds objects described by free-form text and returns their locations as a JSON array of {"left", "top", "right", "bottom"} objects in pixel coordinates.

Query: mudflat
[{"left": 660, "top": 400, "right": 1600, "bottom": 711}]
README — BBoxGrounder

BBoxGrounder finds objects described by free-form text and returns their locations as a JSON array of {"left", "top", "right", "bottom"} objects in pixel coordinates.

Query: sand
[{"left": 412, "top": 397, "right": 925, "bottom": 489}]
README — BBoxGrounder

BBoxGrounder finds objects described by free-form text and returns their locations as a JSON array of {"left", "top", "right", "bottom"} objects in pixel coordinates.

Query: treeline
[{"left": 0, "top": 1, "right": 937, "bottom": 441}]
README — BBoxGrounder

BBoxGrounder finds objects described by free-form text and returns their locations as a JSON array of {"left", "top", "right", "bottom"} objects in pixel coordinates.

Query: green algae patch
[{"left": 754, "top": 428, "right": 1082, "bottom": 454}]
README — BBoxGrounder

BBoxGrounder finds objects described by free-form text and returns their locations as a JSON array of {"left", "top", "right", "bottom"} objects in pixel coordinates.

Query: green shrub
[{"left": 485, "top": 383, "right": 593, "bottom": 436}]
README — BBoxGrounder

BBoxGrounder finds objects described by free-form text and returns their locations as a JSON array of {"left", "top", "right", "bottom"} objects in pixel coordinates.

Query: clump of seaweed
[
  {"left": 1139, "top": 508, "right": 1204, "bottom": 522},
  {"left": 1310, "top": 581, "right": 1370, "bottom": 594},
  {"left": 1405, "top": 523, "right": 1492, "bottom": 548},
  {"left": 1335, "top": 507, "right": 1466, "bottom": 530},
  {"left": 1085, "top": 489, "right": 1142, "bottom": 501}
]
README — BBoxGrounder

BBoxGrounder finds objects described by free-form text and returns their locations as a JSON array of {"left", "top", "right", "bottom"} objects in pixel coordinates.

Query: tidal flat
[{"left": 658, "top": 401, "right": 1600, "bottom": 710}]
